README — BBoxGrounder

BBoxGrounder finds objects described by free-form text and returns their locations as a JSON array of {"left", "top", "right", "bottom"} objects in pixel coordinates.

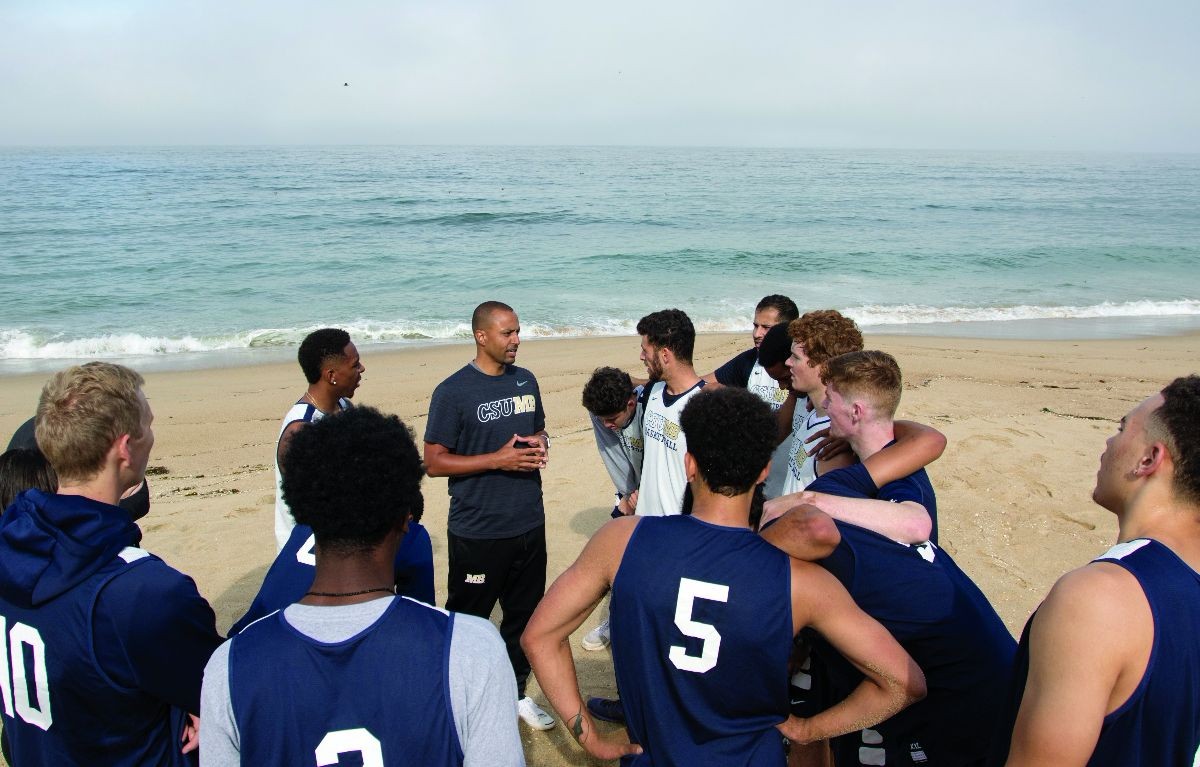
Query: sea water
[{"left": 1, "top": 145, "right": 1198, "bottom": 373}]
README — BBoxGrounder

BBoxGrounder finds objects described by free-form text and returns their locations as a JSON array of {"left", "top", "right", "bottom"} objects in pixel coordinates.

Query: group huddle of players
[{"left": 0, "top": 295, "right": 1197, "bottom": 767}]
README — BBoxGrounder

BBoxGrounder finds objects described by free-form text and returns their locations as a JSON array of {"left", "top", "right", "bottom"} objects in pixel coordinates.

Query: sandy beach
[{"left": 2, "top": 330, "right": 1196, "bottom": 766}]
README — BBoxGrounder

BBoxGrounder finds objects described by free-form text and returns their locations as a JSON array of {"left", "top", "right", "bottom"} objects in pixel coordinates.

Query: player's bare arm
[
  {"left": 521, "top": 517, "right": 643, "bottom": 762},
  {"left": 1004, "top": 563, "right": 1151, "bottom": 767},
  {"left": 276, "top": 419, "right": 307, "bottom": 471},
  {"left": 862, "top": 420, "right": 947, "bottom": 487},
  {"left": 759, "top": 504, "right": 841, "bottom": 562},
  {"left": 423, "top": 435, "right": 547, "bottom": 477},
  {"left": 777, "top": 559, "right": 926, "bottom": 744},
  {"left": 785, "top": 490, "right": 932, "bottom": 544}
]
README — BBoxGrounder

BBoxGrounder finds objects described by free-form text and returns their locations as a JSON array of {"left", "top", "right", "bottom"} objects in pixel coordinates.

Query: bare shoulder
[
  {"left": 787, "top": 558, "right": 847, "bottom": 614},
  {"left": 582, "top": 516, "right": 642, "bottom": 580},
  {"left": 1030, "top": 560, "right": 1151, "bottom": 658},
  {"left": 1040, "top": 561, "right": 1146, "bottom": 620}
]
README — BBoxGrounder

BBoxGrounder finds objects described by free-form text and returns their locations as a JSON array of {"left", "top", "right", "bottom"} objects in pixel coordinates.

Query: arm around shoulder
[
  {"left": 760, "top": 505, "right": 841, "bottom": 562},
  {"left": 864, "top": 420, "right": 946, "bottom": 487}
]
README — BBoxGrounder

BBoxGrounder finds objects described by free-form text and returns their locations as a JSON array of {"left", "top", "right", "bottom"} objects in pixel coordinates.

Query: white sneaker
[
  {"left": 581, "top": 618, "right": 610, "bottom": 651},
  {"left": 517, "top": 696, "right": 556, "bottom": 730}
]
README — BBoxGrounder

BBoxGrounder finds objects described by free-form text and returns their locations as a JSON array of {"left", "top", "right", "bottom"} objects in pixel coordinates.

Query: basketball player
[
  {"left": 0, "top": 362, "right": 222, "bottom": 765},
  {"left": 201, "top": 406, "right": 523, "bottom": 766},
  {"left": 274, "top": 328, "right": 364, "bottom": 551},
  {"left": 702, "top": 294, "right": 799, "bottom": 411},
  {"left": 763, "top": 350, "right": 1015, "bottom": 766},
  {"left": 522, "top": 387, "right": 926, "bottom": 765},
  {"left": 991, "top": 375, "right": 1200, "bottom": 766},
  {"left": 637, "top": 308, "right": 706, "bottom": 516}
]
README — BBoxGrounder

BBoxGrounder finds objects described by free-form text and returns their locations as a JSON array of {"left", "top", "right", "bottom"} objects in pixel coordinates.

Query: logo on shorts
[{"left": 464, "top": 573, "right": 486, "bottom": 584}]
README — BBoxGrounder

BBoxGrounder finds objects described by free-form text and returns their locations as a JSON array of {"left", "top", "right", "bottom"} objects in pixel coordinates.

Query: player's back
[
  {"left": 611, "top": 515, "right": 792, "bottom": 766},
  {"left": 229, "top": 597, "right": 463, "bottom": 766},
  {"left": 816, "top": 521, "right": 1016, "bottom": 765}
]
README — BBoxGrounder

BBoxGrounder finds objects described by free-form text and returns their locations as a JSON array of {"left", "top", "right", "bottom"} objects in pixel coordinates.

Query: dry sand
[{"left": 2, "top": 330, "right": 1196, "bottom": 766}]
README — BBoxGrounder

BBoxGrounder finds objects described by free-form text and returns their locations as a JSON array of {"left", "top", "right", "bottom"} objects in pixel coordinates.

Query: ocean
[{"left": 2, "top": 145, "right": 1198, "bottom": 374}]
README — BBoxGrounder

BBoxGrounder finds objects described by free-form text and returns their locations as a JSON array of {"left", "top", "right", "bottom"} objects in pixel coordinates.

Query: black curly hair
[
  {"left": 281, "top": 406, "right": 424, "bottom": 554},
  {"left": 298, "top": 328, "right": 351, "bottom": 384},
  {"left": 1155, "top": 374, "right": 1200, "bottom": 505},
  {"left": 582, "top": 367, "right": 635, "bottom": 416},
  {"left": 636, "top": 309, "right": 695, "bottom": 363},
  {"left": 679, "top": 387, "right": 776, "bottom": 497}
]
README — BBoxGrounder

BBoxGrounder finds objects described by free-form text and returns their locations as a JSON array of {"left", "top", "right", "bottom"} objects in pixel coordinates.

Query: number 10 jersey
[{"left": 610, "top": 515, "right": 793, "bottom": 766}]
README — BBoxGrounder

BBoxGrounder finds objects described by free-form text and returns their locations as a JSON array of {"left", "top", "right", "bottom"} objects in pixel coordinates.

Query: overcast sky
[{"left": 2, "top": 0, "right": 1196, "bottom": 151}]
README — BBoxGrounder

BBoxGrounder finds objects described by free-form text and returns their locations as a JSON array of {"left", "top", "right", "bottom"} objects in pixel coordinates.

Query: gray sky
[{"left": 2, "top": 0, "right": 1197, "bottom": 151}]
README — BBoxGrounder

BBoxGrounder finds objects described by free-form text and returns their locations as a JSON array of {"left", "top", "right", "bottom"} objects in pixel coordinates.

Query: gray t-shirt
[
  {"left": 200, "top": 598, "right": 524, "bottom": 766},
  {"left": 424, "top": 363, "right": 546, "bottom": 539},
  {"left": 589, "top": 384, "right": 646, "bottom": 497}
]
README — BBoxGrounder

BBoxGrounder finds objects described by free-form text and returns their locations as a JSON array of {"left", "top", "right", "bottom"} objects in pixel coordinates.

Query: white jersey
[
  {"left": 778, "top": 398, "right": 830, "bottom": 497},
  {"left": 747, "top": 362, "right": 790, "bottom": 411},
  {"left": 637, "top": 380, "right": 704, "bottom": 517},
  {"left": 273, "top": 397, "right": 350, "bottom": 551}
]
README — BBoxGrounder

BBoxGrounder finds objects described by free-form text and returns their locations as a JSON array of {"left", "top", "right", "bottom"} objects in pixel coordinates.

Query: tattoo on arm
[{"left": 571, "top": 707, "right": 585, "bottom": 740}]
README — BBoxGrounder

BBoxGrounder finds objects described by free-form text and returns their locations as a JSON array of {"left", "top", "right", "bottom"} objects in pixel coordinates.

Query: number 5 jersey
[{"left": 610, "top": 514, "right": 793, "bottom": 766}]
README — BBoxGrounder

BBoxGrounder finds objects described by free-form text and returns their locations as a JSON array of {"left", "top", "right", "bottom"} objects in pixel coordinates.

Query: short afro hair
[
  {"left": 298, "top": 328, "right": 351, "bottom": 385},
  {"left": 757, "top": 323, "right": 792, "bottom": 368},
  {"left": 582, "top": 367, "right": 635, "bottom": 416},
  {"left": 637, "top": 309, "right": 695, "bottom": 363},
  {"left": 788, "top": 310, "right": 863, "bottom": 367},
  {"left": 756, "top": 295, "right": 799, "bottom": 324},
  {"left": 281, "top": 405, "right": 424, "bottom": 554},
  {"left": 1152, "top": 374, "right": 1200, "bottom": 506},
  {"left": 680, "top": 387, "right": 776, "bottom": 497}
]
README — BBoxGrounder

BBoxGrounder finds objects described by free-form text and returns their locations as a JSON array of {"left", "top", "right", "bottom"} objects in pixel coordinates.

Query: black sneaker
[{"left": 586, "top": 696, "right": 625, "bottom": 724}]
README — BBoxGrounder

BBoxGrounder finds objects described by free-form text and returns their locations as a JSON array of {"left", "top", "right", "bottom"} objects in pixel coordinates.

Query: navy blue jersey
[
  {"left": 0, "top": 490, "right": 220, "bottom": 766},
  {"left": 808, "top": 457, "right": 939, "bottom": 543},
  {"left": 611, "top": 515, "right": 793, "bottom": 766},
  {"left": 715, "top": 348, "right": 757, "bottom": 387},
  {"left": 230, "top": 522, "right": 435, "bottom": 635},
  {"left": 990, "top": 539, "right": 1200, "bottom": 767},
  {"left": 803, "top": 521, "right": 1015, "bottom": 766},
  {"left": 229, "top": 597, "right": 463, "bottom": 766}
]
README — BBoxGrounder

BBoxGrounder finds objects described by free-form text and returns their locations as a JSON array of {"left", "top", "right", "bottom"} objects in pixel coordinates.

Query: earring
[{"left": 332, "top": 378, "right": 337, "bottom": 385}]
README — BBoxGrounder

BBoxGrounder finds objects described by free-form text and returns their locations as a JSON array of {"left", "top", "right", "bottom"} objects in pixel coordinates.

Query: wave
[
  {"left": 3, "top": 300, "right": 1199, "bottom": 360},
  {"left": 847, "top": 300, "right": 1200, "bottom": 326}
]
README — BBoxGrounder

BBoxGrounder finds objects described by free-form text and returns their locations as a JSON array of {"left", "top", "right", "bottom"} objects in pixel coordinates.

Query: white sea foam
[
  {"left": 3, "top": 300, "right": 1199, "bottom": 360},
  {"left": 847, "top": 300, "right": 1200, "bottom": 327}
]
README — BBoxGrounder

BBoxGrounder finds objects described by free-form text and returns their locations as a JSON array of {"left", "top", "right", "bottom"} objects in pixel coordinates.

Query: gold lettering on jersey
[{"left": 476, "top": 394, "right": 538, "bottom": 422}]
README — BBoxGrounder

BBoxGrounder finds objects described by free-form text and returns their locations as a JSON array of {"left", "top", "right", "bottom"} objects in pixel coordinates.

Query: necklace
[
  {"left": 302, "top": 391, "right": 318, "bottom": 407},
  {"left": 304, "top": 586, "right": 396, "bottom": 598}
]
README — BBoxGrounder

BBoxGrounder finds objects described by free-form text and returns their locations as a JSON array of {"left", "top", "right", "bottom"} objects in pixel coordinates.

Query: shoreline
[
  {"left": 3, "top": 315, "right": 1200, "bottom": 378},
  {"left": 2, "top": 330, "right": 1198, "bottom": 766}
]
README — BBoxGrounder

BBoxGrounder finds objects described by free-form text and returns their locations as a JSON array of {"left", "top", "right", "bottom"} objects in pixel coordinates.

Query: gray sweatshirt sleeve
[
  {"left": 449, "top": 614, "right": 526, "bottom": 766},
  {"left": 199, "top": 639, "right": 239, "bottom": 767},
  {"left": 591, "top": 414, "right": 639, "bottom": 496}
]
